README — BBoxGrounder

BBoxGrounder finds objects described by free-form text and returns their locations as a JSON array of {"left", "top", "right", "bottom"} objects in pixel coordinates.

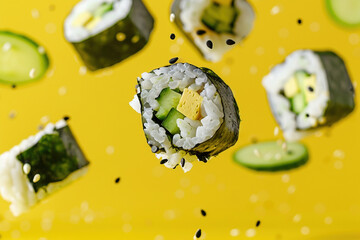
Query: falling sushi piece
[
  {"left": 325, "top": 0, "right": 360, "bottom": 28},
  {"left": 0, "top": 119, "right": 89, "bottom": 216},
  {"left": 130, "top": 63, "right": 240, "bottom": 172},
  {"left": 0, "top": 31, "right": 49, "bottom": 85},
  {"left": 262, "top": 50, "right": 355, "bottom": 141},
  {"left": 233, "top": 141, "right": 309, "bottom": 171},
  {"left": 171, "top": 0, "right": 255, "bottom": 62},
  {"left": 64, "top": 0, "right": 154, "bottom": 71}
]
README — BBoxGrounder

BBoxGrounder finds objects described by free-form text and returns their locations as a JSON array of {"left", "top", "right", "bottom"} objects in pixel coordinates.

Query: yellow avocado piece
[
  {"left": 72, "top": 12, "right": 93, "bottom": 27},
  {"left": 284, "top": 76, "right": 299, "bottom": 98},
  {"left": 304, "top": 75, "right": 316, "bottom": 102},
  {"left": 85, "top": 17, "right": 101, "bottom": 30},
  {"left": 177, "top": 88, "right": 203, "bottom": 120}
]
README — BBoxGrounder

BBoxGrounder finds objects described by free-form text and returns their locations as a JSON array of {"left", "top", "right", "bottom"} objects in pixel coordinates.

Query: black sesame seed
[
  {"left": 181, "top": 158, "right": 185, "bottom": 168},
  {"left": 226, "top": 39, "right": 236, "bottom": 45},
  {"left": 308, "top": 86, "right": 314, "bottom": 92},
  {"left": 115, "top": 177, "right": 120, "bottom": 183},
  {"left": 160, "top": 159, "right": 168, "bottom": 164},
  {"left": 173, "top": 164, "right": 179, "bottom": 169},
  {"left": 196, "top": 30, "right": 206, "bottom": 36},
  {"left": 305, "top": 113, "right": 310, "bottom": 118},
  {"left": 350, "top": 86, "right": 354, "bottom": 92},
  {"left": 195, "top": 229, "right": 202, "bottom": 238},
  {"left": 170, "top": 33, "right": 176, "bottom": 40},
  {"left": 169, "top": 57, "right": 179, "bottom": 64},
  {"left": 151, "top": 145, "right": 159, "bottom": 153},
  {"left": 213, "top": 2, "right": 220, "bottom": 6},
  {"left": 256, "top": 220, "right": 261, "bottom": 227},
  {"left": 297, "top": 19, "right": 302, "bottom": 24},
  {"left": 206, "top": 40, "right": 213, "bottom": 49},
  {"left": 63, "top": 116, "right": 70, "bottom": 121},
  {"left": 231, "top": 0, "right": 235, "bottom": 6},
  {"left": 11, "top": 84, "right": 16, "bottom": 89},
  {"left": 201, "top": 209, "right": 207, "bottom": 216}
]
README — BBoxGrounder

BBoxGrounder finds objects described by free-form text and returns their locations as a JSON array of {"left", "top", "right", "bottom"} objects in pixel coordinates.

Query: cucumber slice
[
  {"left": 325, "top": 0, "right": 360, "bottom": 28},
  {"left": 94, "top": 2, "right": 114, "bottom": 17},
  {"left": 233, "top": 141, "right": 309, "bottom": 171},
  {"left": 201, "top": 2, "right": 238, "bottom": 34},
  {"left": 156, "top": 88, "right": 182, "bottom": 121},
  {"left": 291, "top": 93, "right": 306, "bottom": 114},
  {"left": 0, "top": 31, "right": 49, "bottom": 85},
  {"left": 161, "top": 108, "right": 185, "bottom": 135}
]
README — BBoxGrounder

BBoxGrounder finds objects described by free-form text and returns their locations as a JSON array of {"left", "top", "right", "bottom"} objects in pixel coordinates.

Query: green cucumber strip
[
  {"left": 326, "top": 0, "right": 360, "bottom": 28},
  {"left": 201, "top": 2, "right": 238, "bottom": 34},
  {"left": 155, "top": 88, "right": 182, "bottom": 121},
  {"left": 94, "top": 2, "right": 114, "bottom": 17},
  {"left": 291, "top": 93, "right": 306, "bottom": 114},
  {"left": 233, "top": 141, "right": 309, "bottom": 171},
  {"left": 0, "top": 31, "right": 49, "bottom": 85},
  {"left": 161, "top": 108, "right": 185, "bottom": 135}
]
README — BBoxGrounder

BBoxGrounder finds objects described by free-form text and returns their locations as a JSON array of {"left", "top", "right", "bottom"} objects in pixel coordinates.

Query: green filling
[
  {"left": 17, "top": 131, "right": 79, "bottom": 192},
  {"left": 94, "top": 2, "right": 114, "bottom": 17},
  {"left": 155, "top": 88, "right": 182, "bottom": 121},
  {"left": 201, "top": 2, "right": 239, "bottom": 34},
  {"left": 161, "top": 108, "right": 185, "bottom": 135}
]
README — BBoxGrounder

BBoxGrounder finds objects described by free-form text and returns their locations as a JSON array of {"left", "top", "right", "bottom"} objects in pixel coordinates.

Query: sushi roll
[
  {"left": 263, "top": 50, "right": 355, "bottom": 141},
  {"left": 64, "top": 0, "right": 154, "bottom": 71},
  {"left": 171, "top": 0, "right": 255, "bottom": 62},
  {"left": 130, "top": 63, "right": 240, "bottom": 172},
  {"left": 0, "top": 119, "right": 89, "bottom": 216}
]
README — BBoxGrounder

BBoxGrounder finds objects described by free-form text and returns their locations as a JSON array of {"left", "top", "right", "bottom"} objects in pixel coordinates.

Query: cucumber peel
[
  {"left": 325, "top": 0, "right": 360, "bottom": 28},
  {"left": 233, "top": 141, "right": 309, "bottom": 171}
]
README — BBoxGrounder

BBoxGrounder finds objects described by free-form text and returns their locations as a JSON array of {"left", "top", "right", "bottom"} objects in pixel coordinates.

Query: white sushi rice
[
  {"left": 178, "top": 0, "right": 255, "bottom": 62},
  {"left": 64, "top": 0, "right": 132, "bottom": 43},
  {"left": 131, "top": 63, "right": 224, "bottom": 172},
  {"left": 262, "top": 50, "right": 330, "bottom": 141},
  {"left": 0, "top": 120, "right": 88, "bottom": 216}
]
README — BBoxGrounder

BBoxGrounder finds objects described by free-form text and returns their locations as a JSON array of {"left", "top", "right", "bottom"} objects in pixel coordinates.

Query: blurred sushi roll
[
  {"left": 171, "top": 0, "right": 255, "bottom": 62},
  {"left": 64, "top": 0, "right": 154, "bottom": 71},
  {"left": 130, "top": 63, "right": 240, "bottom": 172},
  {"left": 0, "top": 119, "right": 89, "bottom": 216},
  {"left": 263, "top": 50, "right": 355, "bottom": 141}
]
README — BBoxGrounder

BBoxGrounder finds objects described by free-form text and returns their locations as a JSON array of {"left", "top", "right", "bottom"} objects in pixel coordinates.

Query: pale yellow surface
[
  {"left": 177, "top": 88, "right": 203, "bottom": 120},
  {"left": 0, "top": 0, "right": 359, "bottom": 239}
]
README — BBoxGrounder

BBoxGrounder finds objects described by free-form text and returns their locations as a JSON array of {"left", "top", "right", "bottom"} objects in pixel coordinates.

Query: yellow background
[{"left": 0, "top": 0, "right": 359, "bottom": 239}]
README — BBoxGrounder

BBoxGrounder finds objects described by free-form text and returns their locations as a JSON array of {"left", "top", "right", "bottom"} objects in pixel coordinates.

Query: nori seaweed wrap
[
  {"left": 262, "top": 50, "right": 355, "bottom": 141},
  {"left": 64, "top": 0, "right": 154, "bottom": 71},
  {"left": 130, "top": 63, "right": 240, "bottom": 172},
  {"left": 0, "top": 119, "right": 89, "bottom": 216}
]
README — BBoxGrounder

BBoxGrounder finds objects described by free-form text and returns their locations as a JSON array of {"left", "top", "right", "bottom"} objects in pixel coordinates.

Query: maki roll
[
  {"left": 263, "top": 50, "right": 355, "bottom": 141},
  {"left": 130, "top": 63, "right": 240, "bottom": 172},
  {"left": 0, "top": 119, "right": 89, "bottom": 216},
  {"left": 171, "top": 0, "right": 255, "bottom": 62},
  {"left": 64, "top": 0, "right": 154, "bottom": 71}
]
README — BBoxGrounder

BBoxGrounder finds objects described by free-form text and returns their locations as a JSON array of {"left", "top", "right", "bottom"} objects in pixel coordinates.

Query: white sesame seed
[
  {"left": 245, "top": 228, "right": 256, "bottom": 238},
  {"left": 333, "top": 150, "right": 345, "bottom": 159},
  {"left": 293, "top": 214, "right": 302, "bottom": 223},
  {"left": 300, "top": 226, "right": 310, "bottom": 235},
  {"left": 324, "top": 216, "right": 333, "bottom": 225},
  {"left": 40, "top": 116, "right": 50, "bottom": 124},
  {"left": 106, "top": 145, "right": 115, "bottom": 155},
  {"left": 170, "top": 13, "right": 175, "bottom": 22},
  {"left": 270, "top": 5, "right": 280, "bottom": 15},
  {"left": 23, "top": 163, "right": 31, "bottom": 174},
  {"left": 249, "top": 194, "right": 258, "bottom": 203},
  {"left": 2, "top": 42, "right": 11, "bottom": 52},
  {"left": 282, "top": 142, "right": 287, "bottom": 151},
  {"left": 274, "top": 126, "right": 279, "bottom": 136},
  {"left": 253, "top": 148, "right": 260, "bottom": 157},
  {"left": 33, "top": 174, "right": 41, "bottom": 183},
  {"left": 230, "top": 228, "right": 240, "bottom": 237},
  {"left": 281, "top": 174, "right": 290, "bottom": 183},
  {"left": 79, "top": 66, "right": 87, "bottom": 75},
  {"left": 287, "top": 185, "right": 296, "bottom": 194},
  {"left": 31, "top": 9, "right": 39, "bottom": 19},
  {"left": 58, "top": 86, "right": 67, "bottom": 96},
  {"left": 29, "top": 68, "right": 36, "bottom": 78},
  {"left": 38, "top": 46, "right": 45, "bottom": 54}
]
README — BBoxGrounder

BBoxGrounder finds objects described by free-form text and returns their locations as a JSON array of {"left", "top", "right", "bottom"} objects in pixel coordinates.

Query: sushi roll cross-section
[
  {"left": 263, "top": 50, "right": 355, "bottom": 141},
  {"left": 130, "top": 63, "right": 240, "bottom": 172},
  {"left": 64, "top": 0, "right": 154, "bottom": 71},
  {"left": 0, "top": 119, "right": 89, "bottom": 216},
  {"left": 171, "top": 0, "right": 255, "bottom": 62}
]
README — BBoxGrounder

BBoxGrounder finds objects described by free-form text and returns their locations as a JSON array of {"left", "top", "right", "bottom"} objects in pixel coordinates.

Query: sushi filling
[
  {"left": 133, "top": 63, "right": 224, "bottom": 172},
  {"left": 262, "top": 50, "right": 330, "bottom": 141},
  {"left": 0, "top": 120, "right": 89, "bottom": 216},
  {"left": 64, "top": 0, "right": 132, "bottom": 42},
  {"left": 177, "top": 0, "right": 254, "bottom": 62}
]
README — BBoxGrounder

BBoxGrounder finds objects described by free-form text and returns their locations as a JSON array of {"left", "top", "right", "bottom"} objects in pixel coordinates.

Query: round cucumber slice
[
  {"left": 233, "top": 141, "right": 309, "bottom": 171},
  {"left": 325, "top": 0, "right": 360, "bottom": 28},
  {"left": 0, "top": 31, "right": 49, "bottom": 85}
]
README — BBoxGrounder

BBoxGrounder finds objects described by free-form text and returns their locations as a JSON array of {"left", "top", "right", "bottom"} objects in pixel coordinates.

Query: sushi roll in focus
[
  {"left": 130, "top": 63, "right": 240, "bottom": 172},
  {"left": 0, "top": 119, "right": 89, "bottom": 216},
  {"left": 171, "top": 0, "right": 255, "bottom": 62},
  {"left": 263, "top": 50, "right": 355, "bottom": 141},
  {"left": 64, "top": 0, "right": 154, "bottom": 71}
]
